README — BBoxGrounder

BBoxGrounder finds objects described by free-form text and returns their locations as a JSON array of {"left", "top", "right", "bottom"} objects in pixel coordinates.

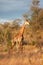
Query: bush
[
  {"left": 30, "top": 34, "right": 33, "bottom": 37},
  {"left": 32, "top": 40, "right": 36, "bottom": 45},
  {"left": 4, "top": 49, "right": 8, "bottom": 52}
]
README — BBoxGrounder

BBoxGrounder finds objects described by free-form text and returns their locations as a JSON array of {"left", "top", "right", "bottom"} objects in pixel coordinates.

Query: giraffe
[{"left": 11, "top": 20, "right": 29, "bottom": 52}]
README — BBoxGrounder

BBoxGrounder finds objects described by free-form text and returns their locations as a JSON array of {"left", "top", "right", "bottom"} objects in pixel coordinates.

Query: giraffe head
[{"left": 24, "top": 21, "right": 29, "bottom": 25}]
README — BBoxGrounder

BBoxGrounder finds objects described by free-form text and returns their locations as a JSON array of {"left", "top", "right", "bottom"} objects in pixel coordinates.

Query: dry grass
[{"left": 0, "top": 45, "right": 43, "bottom": 65}]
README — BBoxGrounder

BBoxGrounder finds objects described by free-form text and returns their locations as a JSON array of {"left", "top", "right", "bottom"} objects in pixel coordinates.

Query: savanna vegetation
[{"left": 0, "top": 0, "right": 43, "bottom": 65}]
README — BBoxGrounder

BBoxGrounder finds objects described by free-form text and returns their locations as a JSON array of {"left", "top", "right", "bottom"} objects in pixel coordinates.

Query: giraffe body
[{"left": 11, "top": 32, "right": 24, "bottom": 52}]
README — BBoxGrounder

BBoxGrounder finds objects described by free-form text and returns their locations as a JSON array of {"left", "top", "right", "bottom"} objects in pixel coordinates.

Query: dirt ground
[{"left": 0, "top": 45, "right": 43, "bottom": 65}]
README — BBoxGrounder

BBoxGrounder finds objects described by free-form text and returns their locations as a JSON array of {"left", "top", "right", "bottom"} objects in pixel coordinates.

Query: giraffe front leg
[
  {"left": 17, "top": 41, "right": 23, "bottom": 54},
  {"left": 15, "top": 41, "right": 19, "bottom": 53}
]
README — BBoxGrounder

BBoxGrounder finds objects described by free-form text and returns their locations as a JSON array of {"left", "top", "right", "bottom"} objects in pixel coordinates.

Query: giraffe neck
[
  {"left": 19, "top": 24, "right": 25, "bottom": 36},
  {"left": 14, "top": 22, "right": 27, "bottom": 38}
]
